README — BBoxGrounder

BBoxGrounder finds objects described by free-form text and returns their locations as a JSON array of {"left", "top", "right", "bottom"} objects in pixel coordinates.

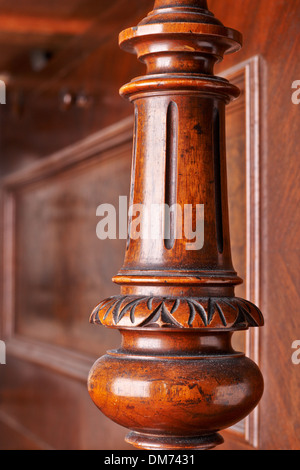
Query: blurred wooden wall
[{"left": 0, "top": 0, "right": 300, "bottom": 450}]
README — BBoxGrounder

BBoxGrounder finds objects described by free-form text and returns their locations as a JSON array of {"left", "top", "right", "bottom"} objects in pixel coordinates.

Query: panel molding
[
  {"left": 0, "top": 409, "right": 54, "bottom": 450},
  {"left": 222, "top": 55, "right": 262, "bottom": 448},
  {"left": 1, "top": 115, "right": 134, "bottom": 382},
  {"left": 1, "top": 116, "right": 133, "bottom": 190}
]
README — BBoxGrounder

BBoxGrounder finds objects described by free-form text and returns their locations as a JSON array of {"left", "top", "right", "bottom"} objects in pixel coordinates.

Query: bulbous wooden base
[{"left": 88, "top": 329, "right": 263, "bottom": 450}]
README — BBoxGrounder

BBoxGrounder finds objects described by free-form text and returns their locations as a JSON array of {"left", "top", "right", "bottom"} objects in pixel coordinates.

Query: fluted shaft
[{"left": 88, "top": 0, "right": 264, "bottom": 450}]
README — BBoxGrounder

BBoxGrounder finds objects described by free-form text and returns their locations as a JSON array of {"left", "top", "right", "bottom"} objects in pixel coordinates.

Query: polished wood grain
[
  {"left": 88, "top": 0, "right": 264, "bottom": 450},
  {"left": 0, "top": 0, "right": 299, "bottom": 451},
  {"left": 1, "top": 117, "right": 133, "bottom": 376},
  {"left": 0, "top": 119, "right": 135, "bottom": 450}
]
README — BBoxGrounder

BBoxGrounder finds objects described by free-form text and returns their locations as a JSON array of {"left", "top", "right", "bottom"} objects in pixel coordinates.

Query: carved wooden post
[{"left": 88, "top": 0, "right": 264, "bottom": 450}]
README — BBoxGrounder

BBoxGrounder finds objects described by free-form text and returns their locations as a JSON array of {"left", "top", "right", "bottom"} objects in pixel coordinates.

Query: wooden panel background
[
  {"left": 211, "top": 0, "right": 300, "bottom": 451},
  {"left": 0, "top": 0, "right": 299, "bottom": 451},
  {"left": 1, "top": 120, "right": 135, "bottom": 449}
]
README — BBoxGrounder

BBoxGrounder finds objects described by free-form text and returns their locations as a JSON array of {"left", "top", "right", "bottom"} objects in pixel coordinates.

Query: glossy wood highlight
[{"left": 88, "top": 0, "right": 264, "bottom": 450}]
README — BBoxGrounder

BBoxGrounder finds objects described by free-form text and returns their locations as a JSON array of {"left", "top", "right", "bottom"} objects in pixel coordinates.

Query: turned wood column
[{"left": 88, "top": 0, "right": 264, "bottom": 450}]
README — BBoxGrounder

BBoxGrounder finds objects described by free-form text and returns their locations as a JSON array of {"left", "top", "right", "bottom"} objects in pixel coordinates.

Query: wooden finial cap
[
  {"left": 154, "top": 0, "right": 208, "bottom": 9},
  {"left": 120, "top": 0, "right": 242, "bottom": 67},
  {"left": 140, "top": 0, "right": 222, "bottom": 26}
]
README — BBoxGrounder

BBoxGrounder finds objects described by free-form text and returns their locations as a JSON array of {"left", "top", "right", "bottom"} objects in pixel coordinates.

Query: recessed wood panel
[
  {"left": 2, "top": 119, "right": 133, "bottom": 370},
  {"left": 14, "top": 152, "right": 130, "bottom": 357},
  {"left": 1, "top": 119, "right": 134, "bottom": 449}
]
